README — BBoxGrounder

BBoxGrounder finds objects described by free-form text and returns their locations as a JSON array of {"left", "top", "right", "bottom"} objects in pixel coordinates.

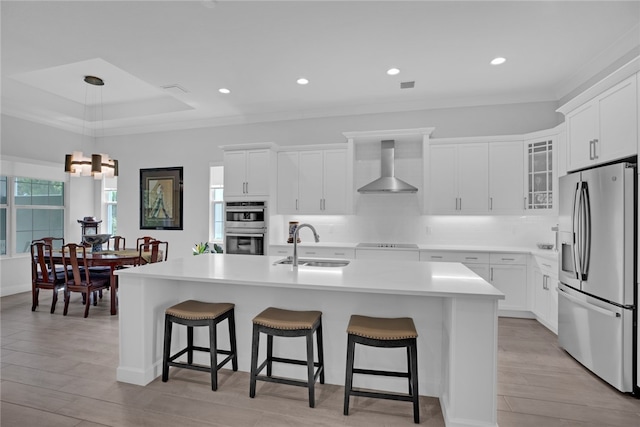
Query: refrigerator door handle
[
  {"left": 580, "top": 182, "right": 591, "bottom": 281},
  {"left": 572, "top": 183, "right": 582, "bottom": 279},
  {"left": 557, "top": 287, "right": 621, "bottom": 318}
]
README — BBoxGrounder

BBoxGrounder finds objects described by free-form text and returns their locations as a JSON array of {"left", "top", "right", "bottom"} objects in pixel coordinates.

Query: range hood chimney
[{"left": 357, "top": 140, "right": 418, "bottom": 194}]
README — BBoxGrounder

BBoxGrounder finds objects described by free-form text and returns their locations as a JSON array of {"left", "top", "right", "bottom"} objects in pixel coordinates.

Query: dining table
[{"left": 51, "top": 248, "right": 141, "bottom": 315}]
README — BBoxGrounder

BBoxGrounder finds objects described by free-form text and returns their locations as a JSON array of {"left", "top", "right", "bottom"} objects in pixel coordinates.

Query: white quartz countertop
[
  {"left": 117, "top": 254, "right": 504, "bottom": 300},
  {"left": 271, "top": 241, "right": 555, "bottom": 255}
]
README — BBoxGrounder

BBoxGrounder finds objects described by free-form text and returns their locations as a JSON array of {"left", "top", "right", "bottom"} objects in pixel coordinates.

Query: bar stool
[
  {"left": 249, "top": 307, "right": 324, "bottom": 407},
  {"left": 162, "top": 300, "right": 237, "bottom": 391},
  {"left": 343, "top": 314, "right": 420, "bottom": 423}
]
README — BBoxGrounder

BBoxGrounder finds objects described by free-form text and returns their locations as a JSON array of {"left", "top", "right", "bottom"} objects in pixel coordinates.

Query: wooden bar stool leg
[
  {"left": 162, "top": 315, "right": 172, "bottom": 382},
  {"left": 266, "top": 334, "right": 274, "bottom": 377},
  {"left": 316, "top": 322, "right": 325, "bottom": 384},
  {"left": 249, "top": 324, "right": 260, "bottom": 398},
  {"left": 306, "top": 330, "right": 315, "bottom": 408},
  {"left": 228, "top": 311, "right": 238, "bottom": 371},
  {"left": 410, "top": 339, "right": 419, "bottom": 424},
  {"left": 209, "top": 319, "right": 218, "bottom": 391},
  {"left": 343, "top": 334, "right": 355, "bottom": 416},
  {"left": 187, "top": 326, "right": 194, "bottom": 365}
]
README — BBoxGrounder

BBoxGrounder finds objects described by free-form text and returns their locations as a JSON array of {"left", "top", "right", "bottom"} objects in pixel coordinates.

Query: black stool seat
[
  {"left": 250, "top": 307, "right": 325, "bottom": 408},
  {"left": 162, "top": 300, "right": 238, "bottom": 391},
  {"left": 344, "top": 314, "right": 420, "bottom": 423}
]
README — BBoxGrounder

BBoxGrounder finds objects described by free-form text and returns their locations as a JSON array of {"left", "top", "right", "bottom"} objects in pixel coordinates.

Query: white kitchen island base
[{"left": 117, "top": 254, "right": 503, "bottom": 427}]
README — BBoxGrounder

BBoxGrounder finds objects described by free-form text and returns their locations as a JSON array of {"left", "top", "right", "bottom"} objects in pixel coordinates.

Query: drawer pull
[
  {"left": 306, "top": 251, "right": 316, "bottom": 255},
  {"left": 465, "top": 257, "right": 478, "bottom": 260},
  {"left": 501, "top": 258, "right": 515, "bottom": 261},
  {"left": 334, "top": 252, "right": 345, "bottom": 256},
  {"left": 431, "top": 255, "right": 443, "bottom": 259}
]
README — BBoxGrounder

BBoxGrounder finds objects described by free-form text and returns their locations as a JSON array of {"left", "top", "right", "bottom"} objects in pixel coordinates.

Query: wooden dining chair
[
  {"left": 30, "top": 241, "right": 67, "bottom": 313},
  {"left": 34, "top": 237, "right": 65, "bottom": 251},
  {"left": 136, "top": 240, "right": 168, "bottom": 266},
  {"left": 136, "top": 236, "right": 157, "bottom": 250},
  {"left": 107, "top": 236, "right": 126, "bottom": 251},
  {"left": 61, "top": 243, "right": 110, "bottom": 318}
]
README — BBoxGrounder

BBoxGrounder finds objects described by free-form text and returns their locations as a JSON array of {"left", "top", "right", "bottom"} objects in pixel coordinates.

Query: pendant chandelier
[{"left": 64, "top": 75, "right": 118, "bottom": 179}]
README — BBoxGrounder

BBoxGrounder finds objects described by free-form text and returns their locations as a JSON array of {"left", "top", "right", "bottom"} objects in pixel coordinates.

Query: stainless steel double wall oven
[{"left": 224, "top": 201, "right": 267, "bottom": 255}]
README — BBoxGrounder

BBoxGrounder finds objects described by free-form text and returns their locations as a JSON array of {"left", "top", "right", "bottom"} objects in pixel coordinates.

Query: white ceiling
[{"left": 2, "top": 1, "right": 639, "bottom": 136}]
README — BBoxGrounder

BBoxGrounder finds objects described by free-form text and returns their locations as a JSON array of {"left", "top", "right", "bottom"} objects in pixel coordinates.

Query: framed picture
[{"left": 140, "top": 167, "right": 183, "bottom": 230}]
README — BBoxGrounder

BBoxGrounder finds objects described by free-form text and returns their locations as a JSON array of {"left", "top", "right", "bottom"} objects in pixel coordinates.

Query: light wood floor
[{"left": 1, "top": 291, "right": 639, "bottom": 426}]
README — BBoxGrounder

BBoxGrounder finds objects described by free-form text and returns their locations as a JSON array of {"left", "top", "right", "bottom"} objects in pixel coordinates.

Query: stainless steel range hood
[{"left": 357, "top": 140, "right": 418, "bottom": 193}]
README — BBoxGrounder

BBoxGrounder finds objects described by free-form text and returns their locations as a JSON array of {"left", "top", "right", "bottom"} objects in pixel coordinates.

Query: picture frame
[{"left": 140, "top": 167, "right": 183, "bottom": 230}]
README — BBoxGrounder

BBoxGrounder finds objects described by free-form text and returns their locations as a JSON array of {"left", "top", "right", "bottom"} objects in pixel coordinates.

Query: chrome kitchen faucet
[{"left": 292, "top": 224, "right": 320, "bottom": 267}]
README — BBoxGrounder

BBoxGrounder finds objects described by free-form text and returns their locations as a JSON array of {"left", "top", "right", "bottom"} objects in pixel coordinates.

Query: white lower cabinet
[
  {"left": 532, "top": 255, "right": 559, "bottom": 333},
  {"left": 420, "top": 250, "right": 490, "bottom": 280},
  {"left": 489, "top": 253, "right": 528, "bottom": 312},
  {"left": 355, "top": 249, "right": 420, "bottom": 261},
  {"left": 269, "top": 245, "right": 355, "bottom": 259}
]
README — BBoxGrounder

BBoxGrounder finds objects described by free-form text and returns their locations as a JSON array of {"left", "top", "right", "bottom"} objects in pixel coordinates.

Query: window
[
  {"left": 209, "top": 166, "right": 224, "bottom": 243},
  {"left": 105, "top": 188, "right": 117, "bottom": 234},
  {"left": 0, "top": 176, "right": 7, "bottom": 255},
  {"left": 14, "top": 177, "right": 65, "bottom": 253}
]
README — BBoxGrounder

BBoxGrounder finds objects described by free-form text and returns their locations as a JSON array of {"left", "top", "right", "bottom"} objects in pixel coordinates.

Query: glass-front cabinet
[{"left": 526, "top": 139, "right": 554, "bottom": 211}]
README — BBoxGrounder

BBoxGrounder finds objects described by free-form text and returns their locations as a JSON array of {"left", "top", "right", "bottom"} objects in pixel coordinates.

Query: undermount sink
[{"left": 274, "top": 257, "right": 350, "bottom": 267}]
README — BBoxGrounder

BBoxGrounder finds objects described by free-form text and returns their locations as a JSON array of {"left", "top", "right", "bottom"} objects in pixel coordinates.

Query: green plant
[{"left": 192, "top": 242, "right": 210, "bottom": 255}]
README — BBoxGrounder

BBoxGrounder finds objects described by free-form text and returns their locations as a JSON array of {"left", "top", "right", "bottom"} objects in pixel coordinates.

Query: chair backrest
[
  {"left": 33, "top": 237, "right": 65, "bottom": 251},
  {"left": 108, "top": 235, "right": 126, "bottom": 250},
  {"left": 31, "top": 241, "right": 56, "bottom": 284},
  {"left": 136, "top": 236, "right": 156, "bottom": 250},
  {"left": 137, "top": 240, "right": 168, "bottom": 265},
  {"left": 61, "top": 243, "right": 90, "bottom": 286}
]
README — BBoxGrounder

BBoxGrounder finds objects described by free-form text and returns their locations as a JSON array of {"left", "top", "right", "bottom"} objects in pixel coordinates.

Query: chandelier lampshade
[{"left": 64, "top": 75, "right": 118, "bottom": 179}]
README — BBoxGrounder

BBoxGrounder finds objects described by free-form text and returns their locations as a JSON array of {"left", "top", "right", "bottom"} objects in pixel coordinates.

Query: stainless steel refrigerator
[{"left": 558, "top": 161, "right": 637, "bottom": 394}]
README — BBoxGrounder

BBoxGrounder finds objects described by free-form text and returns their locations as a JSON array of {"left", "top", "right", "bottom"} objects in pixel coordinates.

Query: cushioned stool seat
[
  {"left": 250, "top": 307, "right": 324, "bottom": 407},
  {"left": 344, "top": 314, "right": 420, "bottom": 423},
  {"left": 162, "top": 300, "right": 237, "bottom": 391}
]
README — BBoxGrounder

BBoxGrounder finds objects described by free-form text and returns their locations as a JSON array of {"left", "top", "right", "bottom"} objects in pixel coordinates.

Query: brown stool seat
[
  {"left": 253, "top": 307, "right": 321, "bottom": 330},
  {"left": 162, "top": 299, "right": 238, "bottom": 391},
  {"left": 250, "top": 307, "right": 325, "bottom": 408},
  {"left": 344, "top": 314, "right": 420, "bottom": 423},
  {"left": 347, "top": 315, "right": 418, "bottom": 340},
  {"left": 166, "top": 300, "right": 234, "bottom": 320}
]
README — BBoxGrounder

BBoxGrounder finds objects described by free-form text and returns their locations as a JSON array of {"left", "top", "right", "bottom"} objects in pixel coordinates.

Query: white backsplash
[{"left": 272, "top": 204, "right": 558, "bottom": 248}]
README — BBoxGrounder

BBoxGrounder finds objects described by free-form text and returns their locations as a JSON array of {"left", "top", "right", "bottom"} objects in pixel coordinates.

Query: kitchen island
[{"left": 116, "top": 254, "right": 503, "bottom": 427}]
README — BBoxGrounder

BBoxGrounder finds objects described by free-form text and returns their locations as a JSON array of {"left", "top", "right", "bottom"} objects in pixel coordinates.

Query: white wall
[{"left": 0, "top": 101, "right": 561, "bottom": 294}]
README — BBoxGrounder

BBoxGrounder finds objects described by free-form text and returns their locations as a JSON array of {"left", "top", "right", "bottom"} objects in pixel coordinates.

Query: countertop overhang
[{"left": 117, "top": 254, "right": 504, "bottom": 300}]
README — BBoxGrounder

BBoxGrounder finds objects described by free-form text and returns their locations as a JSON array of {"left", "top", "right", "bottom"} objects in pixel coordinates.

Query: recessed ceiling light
[
  {"left": 219, "top": 88, "right": 230, "bottom": 94},
  {"left": 296, "top": 78, "right": 309, "bottom": 85},
  {"left": 490, "top": 57, "right": 506, "bottom": 65},
  {"left": 387, "top": 68, "right": 400, "bottom": 75}
]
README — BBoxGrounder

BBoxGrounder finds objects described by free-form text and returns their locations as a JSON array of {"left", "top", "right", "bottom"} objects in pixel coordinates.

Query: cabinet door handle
[
  {"left": 295, "top": 199, "right": 299, "bottom": 211},
  {"left": 593, "top": 138, "right": 599, "bottom": 159},
  {"left": 459, "top": 198, "right": 462, "bottom": 211},
  {"left": 589, "top": 140, "right": 595, "bottom": 160},
  {"left": 489, "top": 197, "right": 493, "bottom": 210},
  {"left": 490, "top": 267, "right": 494, "bottom": 282},
  {"left": 524, "top": 197, "right": 527, "bottom": 210}
]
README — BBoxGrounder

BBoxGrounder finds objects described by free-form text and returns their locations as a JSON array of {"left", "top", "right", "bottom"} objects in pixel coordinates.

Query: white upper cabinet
[
  {"left": 565, "top": 74, "right": 638, "bottom": 171},
  {"left": 277, "top": 151, "right": 299, "bottom": 213},
  {"left": 224, "top": 149, "right": 272, "bottom": 199},
  {"left": 489, "top": 141, "right": 524, "bottom": 214},
  {"left": 277, "top": 148, "right": 348, "bottom": 214},
  {"left": 429, "top": 143, "right": 489, "bottom": 214},
  {"left": 525, "top": 137, "right": 556, "bottom": 212}
]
